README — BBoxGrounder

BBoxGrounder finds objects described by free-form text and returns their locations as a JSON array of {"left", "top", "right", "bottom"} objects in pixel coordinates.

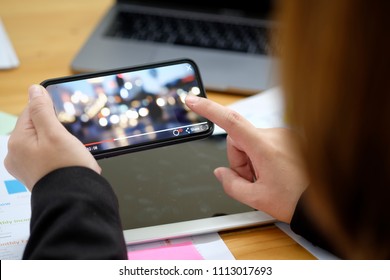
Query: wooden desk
[{"left": 0, "top": 0, "right": 315, "bottom": 259}]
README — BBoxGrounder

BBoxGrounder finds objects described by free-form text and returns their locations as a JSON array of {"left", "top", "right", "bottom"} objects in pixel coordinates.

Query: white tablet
[{"left": 99, "top": 134, "right": 276, "bottom": 244}]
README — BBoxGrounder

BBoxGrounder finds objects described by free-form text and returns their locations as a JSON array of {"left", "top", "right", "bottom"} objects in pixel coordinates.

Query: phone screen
[{"left": 42, "top": 59, "right": 213, "bottom": 158}]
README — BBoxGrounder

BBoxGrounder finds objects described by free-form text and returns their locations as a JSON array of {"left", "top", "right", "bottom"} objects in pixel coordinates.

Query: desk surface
[{"left": 0, "top": 0, "right": 315, "bottom": 260}]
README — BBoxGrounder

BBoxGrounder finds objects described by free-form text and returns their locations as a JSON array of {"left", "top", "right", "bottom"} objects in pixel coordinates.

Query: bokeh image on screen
[{"left": 46, "top": 62, "right": 210, "bottom": 153}]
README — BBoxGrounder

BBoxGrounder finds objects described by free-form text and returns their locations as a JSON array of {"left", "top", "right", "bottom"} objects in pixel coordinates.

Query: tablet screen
[{"left": 99, "top": 134, "right": 274, "bottom": 243}]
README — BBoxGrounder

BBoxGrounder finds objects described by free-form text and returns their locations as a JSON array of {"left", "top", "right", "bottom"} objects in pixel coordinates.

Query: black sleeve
[
  {"left": 23, "top": 166, "right": 128, "bottom": 260},
  {"left": 290, "top": 191, "right": 342, "bottom": 258}
]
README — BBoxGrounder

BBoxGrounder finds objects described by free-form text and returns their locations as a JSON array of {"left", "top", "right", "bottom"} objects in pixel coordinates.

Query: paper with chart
[{"left": 0, "top": 135, "right": 31, "bottom": 259}]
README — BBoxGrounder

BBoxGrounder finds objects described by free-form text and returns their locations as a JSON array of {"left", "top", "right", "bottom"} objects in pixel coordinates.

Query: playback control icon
[{"left": 172, "top": 124, "right": 209, "bottom": 136}]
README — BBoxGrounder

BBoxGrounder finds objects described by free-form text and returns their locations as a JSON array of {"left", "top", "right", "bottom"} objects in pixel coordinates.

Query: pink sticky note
[{"left": 128, "top": 241, "right": 204, "bottom": 260}]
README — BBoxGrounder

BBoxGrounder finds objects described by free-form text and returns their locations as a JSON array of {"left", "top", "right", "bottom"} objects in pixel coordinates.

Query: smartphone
[{"left": 41, "top": 59, "right": 214, "bottom": 159}]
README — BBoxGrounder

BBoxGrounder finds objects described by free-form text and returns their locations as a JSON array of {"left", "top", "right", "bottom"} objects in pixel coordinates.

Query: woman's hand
[
  {"left": 4, "top": 84, "right": 101, "bottom": 191},
  {"left": 185, "top": 95, "right": 308, "bottom": 223}
]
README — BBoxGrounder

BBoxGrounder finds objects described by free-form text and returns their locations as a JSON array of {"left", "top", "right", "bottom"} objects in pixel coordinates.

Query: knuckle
[
  {"left": 224, "top": 110, "right": 243, "bottom": 127},
  {"left": 29, "top": 98, "right": 47, "bottom": 117}
]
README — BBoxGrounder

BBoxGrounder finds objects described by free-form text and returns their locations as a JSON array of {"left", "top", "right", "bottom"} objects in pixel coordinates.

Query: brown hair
[{"left": 274, "top": 0, "right": 390, "bottom": 259}]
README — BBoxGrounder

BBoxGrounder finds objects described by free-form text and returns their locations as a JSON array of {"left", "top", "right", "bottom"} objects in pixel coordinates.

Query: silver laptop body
[{"left": 71, "top": 0, "right": 279, "bottom": 95}]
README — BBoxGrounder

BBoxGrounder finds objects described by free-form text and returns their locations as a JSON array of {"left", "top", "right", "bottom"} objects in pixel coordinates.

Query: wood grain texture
[{"left": 221, "top": 225, "right": 316, "bottom": 260}]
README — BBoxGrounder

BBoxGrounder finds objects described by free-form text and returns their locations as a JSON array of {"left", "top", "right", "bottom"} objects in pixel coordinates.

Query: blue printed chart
[
  {"left": 4, "top": 179, "right": 28, "bottom": 195},
  {"left": 0, "top": 136, "right": 31, "bottom": 260}
]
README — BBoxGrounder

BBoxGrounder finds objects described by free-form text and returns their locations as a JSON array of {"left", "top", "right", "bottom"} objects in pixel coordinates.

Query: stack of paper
[
  {"left": 213, "top": 86, "right": 287, "bottom": 135},
  {"left": 0, "top": 18, "right": 19, "bottom": 69}
]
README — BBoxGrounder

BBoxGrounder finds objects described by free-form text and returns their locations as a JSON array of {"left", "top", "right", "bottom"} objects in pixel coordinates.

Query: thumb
[
  {"left": 28, "top": 84, "right": 63, "bottom": 135},
  {"left": 214, "top": 167, "right": 256, "bottom": 204}
]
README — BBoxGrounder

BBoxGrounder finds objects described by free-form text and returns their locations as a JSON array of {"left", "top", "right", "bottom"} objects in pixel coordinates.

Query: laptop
[
  {"left": 99, "top": 134, "right": 276, "bottom": 245},
  {"left": 71, "top": 0, "right": 279, "bottom": 95}
]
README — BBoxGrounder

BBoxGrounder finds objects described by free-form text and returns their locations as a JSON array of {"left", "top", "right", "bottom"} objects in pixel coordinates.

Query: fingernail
[
  {"left": 214, "top": 168, "right": 223, "bottom": 182},
  {"left": 29, "top": 85, "right": 44, "bottom": 101},
  {"left": 185, "top": 94, "right": 200, "bottom": 105}
]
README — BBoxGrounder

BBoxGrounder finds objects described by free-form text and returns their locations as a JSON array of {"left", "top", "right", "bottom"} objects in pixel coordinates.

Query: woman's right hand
[{"left": 185, "top": 95, "right": 309, "bottom": 223}]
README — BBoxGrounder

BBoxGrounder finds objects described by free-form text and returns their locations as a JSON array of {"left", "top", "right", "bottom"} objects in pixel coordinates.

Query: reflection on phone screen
[{"left": 45, "top": 62, "right": 211, "bottom": 156}]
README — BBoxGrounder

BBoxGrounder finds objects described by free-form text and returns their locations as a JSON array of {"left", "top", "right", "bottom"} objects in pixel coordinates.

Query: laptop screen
[{"left": 118, "top": 0, "right": 275, "bottom": 19}]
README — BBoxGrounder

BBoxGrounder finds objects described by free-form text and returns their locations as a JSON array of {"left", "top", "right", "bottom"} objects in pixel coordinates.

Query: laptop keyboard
[{"left": 105, "top": 11, "right": 270, "bottom": 55}]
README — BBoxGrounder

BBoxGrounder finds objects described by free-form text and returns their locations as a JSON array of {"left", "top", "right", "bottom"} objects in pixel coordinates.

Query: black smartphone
[{"left": 41, "top": 59, "right": 214, "bottom": 159}]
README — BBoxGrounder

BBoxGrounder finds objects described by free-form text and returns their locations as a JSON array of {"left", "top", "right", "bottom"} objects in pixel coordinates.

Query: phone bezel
[{"left": 41, "top": 58, "right": 214, "bottom": 159}]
